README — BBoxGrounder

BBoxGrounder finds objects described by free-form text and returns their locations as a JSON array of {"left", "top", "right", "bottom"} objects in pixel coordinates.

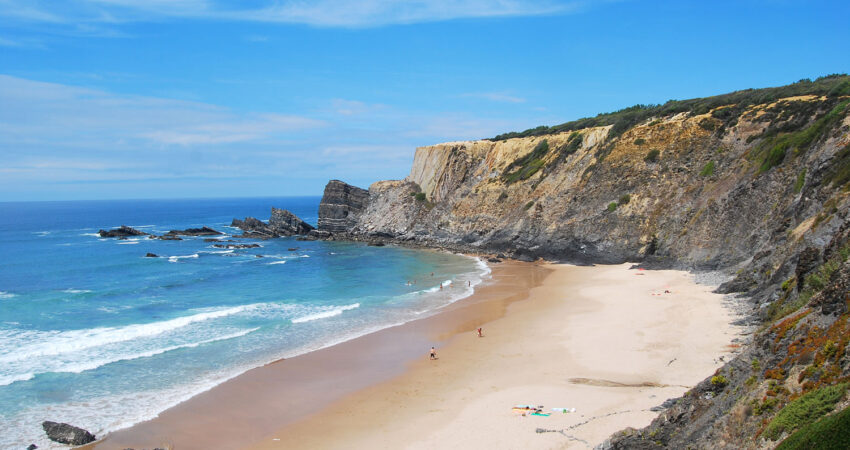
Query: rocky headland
[{"left": 315, "top": 75, "right": 850, "bottom": 448}]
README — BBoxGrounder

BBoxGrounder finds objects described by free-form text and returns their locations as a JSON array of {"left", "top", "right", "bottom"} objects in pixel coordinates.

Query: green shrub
[
  {"left": 794, "top": 169, "right": 807, "bottom": 193},
  {"left": 777, "top": 405, "right": 850, "bottom": 450},
  {"left": 498, "top": 192, "right": 508, "bottom": 202},
  {"left": 645, "top": 149, "right": 660, "bottom": 163},
  {"left": 753, "top": 397, "right": 780, "bottom": 415},
  {"left": 765, "top": 383, "right": 847, "bottom": 440},
  {"left": 634, "top": 138, "right": 646, "bottom": 146},
  {"left": 524, "top": 201, "right": 534, "bottom": 210},
  {"left": 619, "top": 194, "right": 631, "bottom": 205},
  {"left": 752, "top": 359, "right": 761, "bottom": 370},
  {"left": 699, "top": 118, "right": 718, "bottom": 131},
  {"left": 711, "top": 375, "right": 729, "bottom": 388},
  {"left": 824, "top": 144, "right": 850, "bottom": 187},
  {"left": 700, "top": 161, "right": 716, "bottom": 177},
  {"left": 781, "top": 277, "right": 795, "bottom": 291},
  {"left": 607, "top": 202, "right": 618, "bottom": 212},
  {"left": 414, "top": 192, "right": 427, "bottom": 202},
  {"left": 745, "top": 375, "right": 757, "bottom": 386}
]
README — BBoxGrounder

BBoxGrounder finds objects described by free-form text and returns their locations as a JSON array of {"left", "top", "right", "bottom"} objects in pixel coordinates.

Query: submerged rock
[
  {"left": 98, "top": 226, "right": 148, "bottom": 238},
  {"left": 145, "top": 252, "right": 158, "bottom": 258},
  {"left": 165, "top": 226, "right": 222, "bottom": 236},
  {"left": 42, "top": 421, "right": 95, "bottom": 445}
]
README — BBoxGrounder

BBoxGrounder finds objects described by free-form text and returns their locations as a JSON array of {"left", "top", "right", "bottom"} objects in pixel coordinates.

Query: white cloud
[{"left": 0, "top": 0, "right": 574, "bottom": 28}]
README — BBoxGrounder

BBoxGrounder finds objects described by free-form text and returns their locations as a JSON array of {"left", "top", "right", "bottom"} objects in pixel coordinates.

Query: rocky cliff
[
  {"left": 320, "top": 75, "right": 850, "bottom": 448},
  {"left": 232, "top": 207, "right": 314, "bottom": 238},
  {"left": 317, "top": 180, "right": 370, "bottom": 233}
]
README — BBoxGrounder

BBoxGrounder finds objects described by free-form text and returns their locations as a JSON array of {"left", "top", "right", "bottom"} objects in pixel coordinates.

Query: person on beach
[
  {"left": 477, "top": 327, "right": 483, "bottom": 337},
  {"left": 430, "top": 346, "right": 437, "bottom": 360},
  {"left": 439, "top": 283, "right": 443, "bottom": 291}
]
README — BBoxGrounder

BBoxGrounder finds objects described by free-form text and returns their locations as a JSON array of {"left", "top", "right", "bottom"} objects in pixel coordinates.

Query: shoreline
[
  {"left": 87, "top": 260, "right": 551, "bottom": 449},
  {"left": 251, "top": 262, "right": 744, "bottom": 449}
]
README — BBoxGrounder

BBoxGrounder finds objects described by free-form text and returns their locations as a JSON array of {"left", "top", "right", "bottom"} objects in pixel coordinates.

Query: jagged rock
[
  {"left": 231, "top": 208, "right": 314, "bottom": 238},
  {"left": 145, "top": 252, "right": 158, "bottom": 258},
  {"left": 42, "top": 421, "right": 95, "bottom": 445},
  {"left": 98, "top": 226, "right": 148, "bottom": 238},
  {"left": 317, "top": 180, "right": 370, "bottom": 233},
  {"left": 165, "top": 226, "right": 222, "bottom": 236},
  {"left": 487, "top": 257, "right": 502, "bottom": 263},
  {"left": 288, "top": 247, "right": 298, "bottom": 251},
  {"left": 308, "top": 230, "right": 333, "bottom": 239},
  {"left": 27, "top": 444, "right": 36, "bottom": 450}
]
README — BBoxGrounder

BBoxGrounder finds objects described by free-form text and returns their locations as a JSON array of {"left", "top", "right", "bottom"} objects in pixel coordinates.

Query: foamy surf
[
  {"left": 291, "top": 303, "right": 360, "bottom": 323},
  {"left": 62, "top": 289, "right": 92, "bottom": 294},
  {"left": 168, "top": 254, "right": 199, "bottom": 262},
  {"left": 266, "top": 260, "right": 287, "bottom": 265},
  {"left": 0, "top": 305, "right": 256, "bottom": 365},
  {"left": 0, "top": 291, "right": 16, "bottom": 299}
]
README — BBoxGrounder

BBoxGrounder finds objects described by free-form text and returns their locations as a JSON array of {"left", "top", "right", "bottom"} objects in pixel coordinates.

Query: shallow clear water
[{"left": 0, "top": 197, "right": 488, "bottom": 448}]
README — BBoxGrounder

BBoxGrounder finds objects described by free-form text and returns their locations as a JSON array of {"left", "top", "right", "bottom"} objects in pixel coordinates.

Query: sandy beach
[
  {"left": 89, "top": 261, "right": 741, "bottom": 449},
  {"left": 251, "top": 262, "right": 742, "bottom": 449}
]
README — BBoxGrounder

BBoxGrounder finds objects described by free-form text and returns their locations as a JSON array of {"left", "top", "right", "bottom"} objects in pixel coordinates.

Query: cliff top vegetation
[{"left": 489, "top": 74, "right": 850, "bottom": 141}]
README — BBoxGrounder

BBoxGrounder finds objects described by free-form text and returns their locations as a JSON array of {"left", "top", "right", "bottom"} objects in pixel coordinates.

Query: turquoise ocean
[{"left": 0, "top": 197, "right": 489, "bottom": 448}]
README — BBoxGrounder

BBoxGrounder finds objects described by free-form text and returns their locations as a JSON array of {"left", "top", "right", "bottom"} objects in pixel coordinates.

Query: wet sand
[
  {"left": 251, "top": 263, "right": 741, "bottom": 449},
  {"left": 87, "top": 261, "right": 550, "bottom": 450}
]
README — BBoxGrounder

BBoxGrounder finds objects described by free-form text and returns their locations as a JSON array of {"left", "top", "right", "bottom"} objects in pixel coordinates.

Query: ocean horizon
[{"left": 0, "top": 196, "right": 490, "bottom": 449}]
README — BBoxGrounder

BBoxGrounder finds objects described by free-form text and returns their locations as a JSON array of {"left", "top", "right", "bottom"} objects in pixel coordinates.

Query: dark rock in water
[
  {"left": 256, "top": 254, "right": 264, "bottom": 258},
  {"left": 317, "top": 180, "right": 369, "bottom": 233},
  {"left": 145, "top": 253, "right": 158, "bottom": 258},
  {"left": 118, "top": 236, "right": 128, "bottom": 240},
  {"left": 154, "top": 234, "right": 182, "bottom": 241},
  {"left": 288, "top": 247, "right": 298, "bottom": 251},
  {"left": 487, "top": 257, "right": 502, "bottom": 263},
  {"left": 231, "top": 208, "right": 314, "bottom": 238},
  {"left": 42, "top": 421, "right": 95, "bottom": 445},
  {"left": 270, "top": 207, "right": 314, "bottom": 235},
  {"left": 296, "top": 236, "right": 316, "bottom": 241},
  {"left": 213, "top": 243, "right": 260, "bottom": 249},
  {"left": 204, "top": 238, "right": 221, "bottom": 242},
  {"left": 27, "top": 444, "right": 37, "bottom": 450},
  {"left": 368, "top": 242, "right": 385, "bottom": 247},
  {"left": 165, "top": 226, "right": 222, "bottom": 236},
  {"left": 98, "top": 226, "right": 148, "bottom": 238}
]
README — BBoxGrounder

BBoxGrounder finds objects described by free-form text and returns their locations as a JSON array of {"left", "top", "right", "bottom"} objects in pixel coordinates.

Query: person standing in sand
[
  {"left": 430, "top": 346, "right": 437, "bottom": 360},
  {"left": 477, "top": 327, "right": 483, "bottom": 337}
]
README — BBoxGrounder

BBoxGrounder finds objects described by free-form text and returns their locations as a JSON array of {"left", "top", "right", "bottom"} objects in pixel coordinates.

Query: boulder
[
  {"left": 317, "top": 180, "right": 370, "bottom": 233},
  {"left": 42, "top": 421, "right": 95, "bottom": 445},
  {"left": 145, "top": 253, "right": 158, "bottom": 258},
  {"left": 98, "top": 226, "right": 148, "bottom": 238}
]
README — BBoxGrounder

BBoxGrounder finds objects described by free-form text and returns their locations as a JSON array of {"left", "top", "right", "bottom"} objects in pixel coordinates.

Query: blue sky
[{"left": 1, "top": 0, "right": 848, "bottom": 201}]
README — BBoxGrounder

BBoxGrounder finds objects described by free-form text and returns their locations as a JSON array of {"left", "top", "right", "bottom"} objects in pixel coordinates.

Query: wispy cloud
[
  {"left": 461, "top": 92, "right": 527, "bottom": 103},
  {"left": 0, "top": 0, "right": 574, "bottom": 28}
]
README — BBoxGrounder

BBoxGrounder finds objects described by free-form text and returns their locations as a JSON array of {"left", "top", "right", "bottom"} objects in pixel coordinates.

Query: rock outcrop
[
  {"left": 231, "top": 207, "right": 314, "bottom": 238},
  {"left": 317, "top": 180, "right": 370, "bottom": 233},
  {"left": 98, "top": 226, "right": 148, "bottom": 238},
  {"left": 42, "top": 421, "right": 95, "bottom": 445}
]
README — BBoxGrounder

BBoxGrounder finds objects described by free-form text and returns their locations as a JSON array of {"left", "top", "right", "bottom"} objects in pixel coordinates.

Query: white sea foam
[
  {"left": 62, "top": 289, "right": 92, "bottom": 294},
  {"left": 33, "top": 231, "right": 51, "bottom": 236},
  {"left": 79, "top": 232, "right": 101, "bottom": 237},
  {"left": 0, "top": 327, "right": 261, "bottom": 386},
  {"left": 168, "top": 254, "right": 199, "bottom": 263},
  {"left": 0, "top": 305, "right": 254, "bottom": 365},
  {"left": 203, "top": 249, "right": 234, "bottom": 254},
  {"left": 266, "top": 260, "right": 287, "bottom": 265},
  {"left": 291, "top": 303, "right": 360, "bottom": 323},
  {"left": 0, "top": 291, "right": 16, "bottom": 299},
  {"left": 117, "top": 241, "right": 140, "bottom": 245}
]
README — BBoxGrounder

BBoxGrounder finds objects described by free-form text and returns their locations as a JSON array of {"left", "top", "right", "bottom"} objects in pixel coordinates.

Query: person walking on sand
[
  {"left": 477, "top": 327, "right": 483, "bottom": 338},
  {"left": 430, "top": 346, "right": 437, "bottom": 360}
]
